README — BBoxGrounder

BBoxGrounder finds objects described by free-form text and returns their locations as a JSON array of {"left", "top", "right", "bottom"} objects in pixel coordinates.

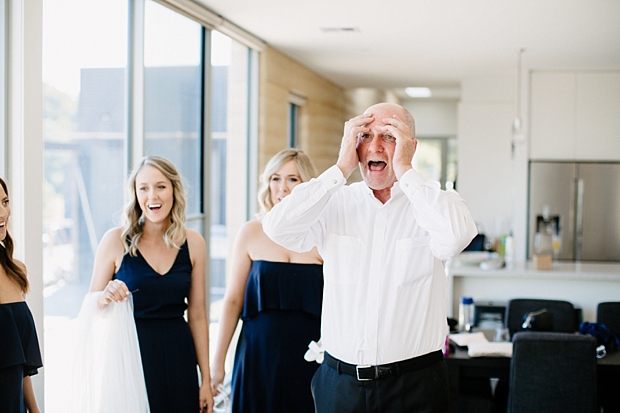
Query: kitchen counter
[{"left": 447, "top": 260, "right": 620, "bottom": 322}]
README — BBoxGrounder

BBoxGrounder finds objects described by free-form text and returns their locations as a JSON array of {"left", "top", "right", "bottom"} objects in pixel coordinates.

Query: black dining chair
[
  {"left": 493, "top": 298, "right": 581, "bottom": 413},
  {"left": 503, "top": 298, "right": 579, "bottom": 339},
  {"left": 597, "top": 301, "right": 620, "bottom": 338},
  {"left": 596, "top": 301, "right": 620, "bottom": 413},
  {"left": 507, "top": 332, "right": 598, "bottom": 413}
]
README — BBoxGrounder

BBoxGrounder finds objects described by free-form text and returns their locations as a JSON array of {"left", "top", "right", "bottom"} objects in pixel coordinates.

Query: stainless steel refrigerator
[{"left": 527, "top": 161, "right": 620, "bottom": 261}]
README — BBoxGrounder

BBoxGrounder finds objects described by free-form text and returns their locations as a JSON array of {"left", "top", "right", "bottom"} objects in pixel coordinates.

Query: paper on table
[
  {"left": 467, "top": 342, "right": 513, "bottom": 358},
  {"left": 448, "top": 331, "right": 488, "bottom": 347}
]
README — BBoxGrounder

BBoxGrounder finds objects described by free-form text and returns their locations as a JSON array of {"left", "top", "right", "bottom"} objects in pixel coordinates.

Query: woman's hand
[
  {"left": 210, "top": 364, "right": 225, "bottom": 396},
  {"left": 98, "top": 279, "right": 130, "bottom": 307},
  {"left": 199, "top": 381, "right": 214, "bottom": 413}
]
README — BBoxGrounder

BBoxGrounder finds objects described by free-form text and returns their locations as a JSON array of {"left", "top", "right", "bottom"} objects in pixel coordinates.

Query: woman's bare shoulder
[
  {"left": 243, "top": 219, "right": 263, "bottom": 234},
  {"left": 235, "top": 219, "right": 267, "bottom": 245},
  {"left": 0, "top": 260, "right": 27, "bottom": 301},
  {"left": 14, "top": 259, "right": 27, "bottom": 274},
  {"left": 97, "top": 227, "right": 125, "bottom": 256},
  {"left": 185, "top": 228, "right": 206, "bottom": 247},
  {"left": 102, "top": 227, "right": 123, "bottom": 239}
]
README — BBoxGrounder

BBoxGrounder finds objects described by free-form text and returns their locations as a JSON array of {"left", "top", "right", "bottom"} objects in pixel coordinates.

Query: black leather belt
[{"left": 323, "top": 350, "right": 443, "bottom": 381}]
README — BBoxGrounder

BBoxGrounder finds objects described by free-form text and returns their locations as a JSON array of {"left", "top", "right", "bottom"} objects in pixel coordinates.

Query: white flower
[{"left": 304, "top": 339, "right": 324, "bottom": 364}]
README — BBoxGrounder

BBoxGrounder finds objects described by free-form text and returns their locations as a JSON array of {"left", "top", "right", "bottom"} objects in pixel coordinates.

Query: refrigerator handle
[{"left": 574, "top": 178, "right": 584, "bottom": 261}]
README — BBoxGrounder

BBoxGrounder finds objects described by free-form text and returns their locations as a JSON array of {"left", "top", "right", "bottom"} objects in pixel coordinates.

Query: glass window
[
  {"left": 41, "top": 1, "right": 258, "bottom": 408},
  {"left": 42, "top": 0, "right": 128, "bottom": 409},
  {"left": 209, "top": 31, "right": 253, "bottom": 313},
  {"left": 144, "top": 0, "right": 203, "bottom": 219},
  {"left": 413, "top": 137, "right": 458, "bottom": 190},
  {"left": 1, "top": 0, "right": 6, "bottom": 175},
  {"left": 209, "top": 31, "right": 232, "bottom": 305},
  {"left": 288, "top": 102, "right": 299, "bottom": 148}
]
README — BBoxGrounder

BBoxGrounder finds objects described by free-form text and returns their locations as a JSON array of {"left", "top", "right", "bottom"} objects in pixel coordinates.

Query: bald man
[{"left": 263, "top": 103, "right": 477, "bottom": 412}]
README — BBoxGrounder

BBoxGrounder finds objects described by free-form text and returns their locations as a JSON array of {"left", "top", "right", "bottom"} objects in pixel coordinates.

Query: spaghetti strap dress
[
  {"left": 231, "top": 260, "right": 324, "bottom": 413},
  {"left": 0, "top": 301, "right": 43, "bottom": 413},
  {"left": 114, "top": 241, "right": 199, "bottom": 413}
]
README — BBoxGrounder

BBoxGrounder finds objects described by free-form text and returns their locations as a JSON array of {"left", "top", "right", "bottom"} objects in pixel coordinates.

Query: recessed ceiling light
[
  {"left": 320, "top": 27, "right": 360, "bottom": 33},
  {"left": 405, "top": 87, "right": 432, "bottom": 98}
]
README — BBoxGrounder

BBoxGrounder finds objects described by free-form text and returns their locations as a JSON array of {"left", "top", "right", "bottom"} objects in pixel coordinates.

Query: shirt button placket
[{"left": 363, "top": 205, "right": 388, "bottom": 364}]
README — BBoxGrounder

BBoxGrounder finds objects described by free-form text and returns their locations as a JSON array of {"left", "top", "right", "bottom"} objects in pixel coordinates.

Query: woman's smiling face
[
  {"left": 135, "top": 165, "right": 174, "bottom": 224},
  {"left": 0, "top": 183, "right": 10, "bottom": 242}
]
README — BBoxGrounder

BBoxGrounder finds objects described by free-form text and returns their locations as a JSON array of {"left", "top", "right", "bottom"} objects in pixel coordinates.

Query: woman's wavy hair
[
  {"left": 256, "top": 148, "right": 317, "bottom": 220},
  {"left": 0, "top": 178, "right": 29, "bottom": 293},
  {"left": 121, "top": 156, "right": 187, "bottom": 256}
]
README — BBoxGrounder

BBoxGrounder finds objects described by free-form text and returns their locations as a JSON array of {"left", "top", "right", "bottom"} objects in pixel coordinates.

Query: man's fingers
[{"left": 344, "top": 114, "right": 373, "bottom": 135}]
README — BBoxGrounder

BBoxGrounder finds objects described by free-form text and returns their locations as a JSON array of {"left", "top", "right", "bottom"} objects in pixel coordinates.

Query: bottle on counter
[
  {"left": 504, "top": 234, "right": 514, "bottom": 268},
  {"left": 458, "top": 296, "right": 475, "bottom": 332}
]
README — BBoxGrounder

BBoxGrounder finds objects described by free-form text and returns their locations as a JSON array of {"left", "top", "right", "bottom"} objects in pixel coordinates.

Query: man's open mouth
[{"left": 368, "top": 161, "right": 387, "bottom": 171}]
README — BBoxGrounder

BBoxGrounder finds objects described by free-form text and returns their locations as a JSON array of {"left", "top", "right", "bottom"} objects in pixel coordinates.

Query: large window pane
[
  {"left": 1, "top": 0, "right": 6, "bottom": 175},
  {"left": 42, "top": 0, "right": 128, "bottom": 410},
  {"left": 144, "top": 0, "right": 203, "bottom": 218},
  {"left": 41, "top": 1, "right": 257, "bottom": 408},
  {"left": 209, "top": 31, "right": 231, "bottom": 305},
  {"left": 413, "top": 137, "right": 457, "bottom": 190},
  {"left": 209, "top": 31, "right": 253, "bottom": 310}
]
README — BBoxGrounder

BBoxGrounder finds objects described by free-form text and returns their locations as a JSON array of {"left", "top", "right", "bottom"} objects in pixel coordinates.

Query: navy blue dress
[
  {"left": 115, "top": 241, "right": 199, "bottom": 413},
  {"left": 232, "top": 260, "right": 323, "bottom": 413},
  {"left": 0, "top": 301, "right": 42, "bottom": 413}
]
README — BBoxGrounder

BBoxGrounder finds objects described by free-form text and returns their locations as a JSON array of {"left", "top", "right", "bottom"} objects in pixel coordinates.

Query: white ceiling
[{"left": 194, "top": 0, "right": 620, "bottom": 96}]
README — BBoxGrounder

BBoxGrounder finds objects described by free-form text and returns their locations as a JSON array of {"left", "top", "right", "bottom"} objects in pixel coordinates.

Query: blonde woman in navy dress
[
  {"left": 210, "top": 149, "right": 324, "bottom": 413},
  {"left": 0, "top": 178, "right": 42, "bottom": 413},
  {"left": 89, "top": 156, "right": 213, "bottom": 413}
]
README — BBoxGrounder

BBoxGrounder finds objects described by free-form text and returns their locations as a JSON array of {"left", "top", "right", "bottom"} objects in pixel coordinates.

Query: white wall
[
  {"left": 403, "top": 99, "right": 457, "bottom": 137},
  {"left": 7, "top": 0, "right": 45, "bottom": 406},
  {"left": 402, "top": 89, "right": 530, "bottom": 261},
  {"left": 457, "top": 75, "right": 529, "bottom": 261}
]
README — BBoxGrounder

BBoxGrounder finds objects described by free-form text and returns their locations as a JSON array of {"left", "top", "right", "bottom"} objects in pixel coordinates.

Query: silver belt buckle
[{"left": 356, "top": 365, "right": 373, "bottom": 381}]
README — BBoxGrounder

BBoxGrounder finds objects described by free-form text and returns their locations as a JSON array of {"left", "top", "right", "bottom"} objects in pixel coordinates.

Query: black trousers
[{"left": 311, "top": 356, "right": 451, "bottom": 413}]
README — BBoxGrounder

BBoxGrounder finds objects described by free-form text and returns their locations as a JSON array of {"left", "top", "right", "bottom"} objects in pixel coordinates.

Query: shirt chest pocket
[
  {"left": 395, "top": 235, "right": 434, "bottom": 286},
  {"left": 324, "top": 233, "right": 362, "bottom": 285}
]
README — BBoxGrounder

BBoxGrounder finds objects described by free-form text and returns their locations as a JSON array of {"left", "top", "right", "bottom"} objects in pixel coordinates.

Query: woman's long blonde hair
[
  {"left": 256, "top": 148, "right": 317, "bottom": 219},
  {"left": 121, "top": 156, "right": 187, "bottom": 256},
  {"left": 0, "top": 178, "right": 29, "bottom": 293}
]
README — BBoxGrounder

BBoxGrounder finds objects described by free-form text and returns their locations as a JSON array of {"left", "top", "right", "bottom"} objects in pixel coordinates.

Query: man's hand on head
[
  {"left": 381, "top": 114, "right": 417, "bottom": 180},
  {"left": 336, "top": 113, "right": 374, "bottom": 179}
]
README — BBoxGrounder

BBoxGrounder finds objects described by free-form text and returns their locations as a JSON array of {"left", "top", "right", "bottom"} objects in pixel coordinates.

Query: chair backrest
[
  {"left": 504, "top": 298, "right": 578, "bottom": 338},
  {"left": 507, "top": 332, "right": 598, "bottom": 413},
  {"left": 597, "top": 301, "right": 620, "bottom": 338}
]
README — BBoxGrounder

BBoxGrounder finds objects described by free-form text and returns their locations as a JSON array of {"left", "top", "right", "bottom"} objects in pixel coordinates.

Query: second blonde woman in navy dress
[{"left": 210, "top": 149, "right": 324, "bottom": 413}]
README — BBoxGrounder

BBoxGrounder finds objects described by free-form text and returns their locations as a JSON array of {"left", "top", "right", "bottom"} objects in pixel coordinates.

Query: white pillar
[{"left": 7, "top": 0, "right": 45, "bottom": 407}]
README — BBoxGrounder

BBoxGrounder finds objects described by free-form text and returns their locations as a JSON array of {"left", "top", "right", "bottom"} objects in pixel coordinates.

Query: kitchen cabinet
[{"left": 530, "top": 71, "right": 620, "bottom": 161}]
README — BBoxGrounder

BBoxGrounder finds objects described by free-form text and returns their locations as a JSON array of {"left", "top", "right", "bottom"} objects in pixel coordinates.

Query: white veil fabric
[{"left": 62, "top": 292, "right": 150, "bottom": 413}]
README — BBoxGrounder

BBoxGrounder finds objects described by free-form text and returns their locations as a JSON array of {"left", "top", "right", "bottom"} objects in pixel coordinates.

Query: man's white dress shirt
[{"left": 263, "top": 165, "right": 477, "bottom": 366}]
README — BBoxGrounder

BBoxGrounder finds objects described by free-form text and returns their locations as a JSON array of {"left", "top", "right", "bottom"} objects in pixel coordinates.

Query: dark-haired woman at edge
[{"left": 0, "top": 177, "right": 43, "bottom": 413}]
